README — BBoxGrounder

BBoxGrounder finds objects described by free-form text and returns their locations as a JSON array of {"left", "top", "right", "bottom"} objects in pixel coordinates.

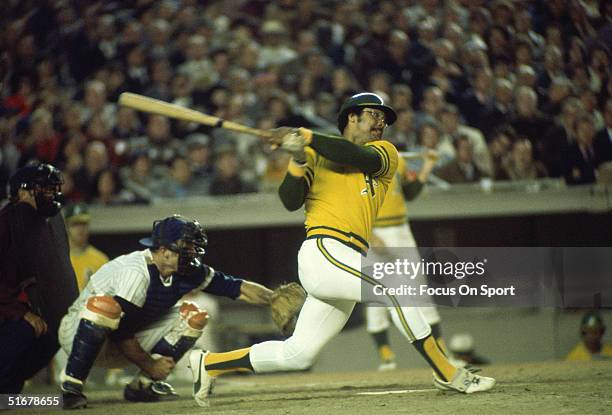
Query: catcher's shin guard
[
  {"left": 65, "top": 295, "right": 122, "bottom": 382},
  {"left": 152, "top": 302, "right": 209, "bottom": 361}
]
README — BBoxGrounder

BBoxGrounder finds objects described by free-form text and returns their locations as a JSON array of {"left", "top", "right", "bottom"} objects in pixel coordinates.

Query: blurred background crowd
[{"left": 1, "top": 0, "right": 611, "bottom": 205}]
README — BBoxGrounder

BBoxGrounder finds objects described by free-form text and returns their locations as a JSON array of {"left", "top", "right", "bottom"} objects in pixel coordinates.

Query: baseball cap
[
  {"left": 581, "top": 312, "right": 605, "bottom": 330},
  {"left": 64, "top": 203, "right": 91, "bottom": 224},
  {"left": 139, "top": 214, "right": 190, "bottom": 249},
  {"left": 337, "top": 92, "right": 397, "bottom": 132}
]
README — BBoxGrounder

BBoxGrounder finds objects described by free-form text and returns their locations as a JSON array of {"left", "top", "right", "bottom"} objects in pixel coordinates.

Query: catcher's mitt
[{"left": 270, "top": 282, "right": 307, "bottom": 336}]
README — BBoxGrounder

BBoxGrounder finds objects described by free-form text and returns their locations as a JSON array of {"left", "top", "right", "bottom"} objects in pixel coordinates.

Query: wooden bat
[
  {"left": 118, "top": 92, "right": 271, "bottom": 139},
  {"left": 399, "top": 151, "right": 426, "bottom": 160}
]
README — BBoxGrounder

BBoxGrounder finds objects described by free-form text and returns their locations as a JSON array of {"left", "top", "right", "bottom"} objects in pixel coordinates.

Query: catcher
[{"left": 58, "top": 214, "right": 294, "bottom": 409}]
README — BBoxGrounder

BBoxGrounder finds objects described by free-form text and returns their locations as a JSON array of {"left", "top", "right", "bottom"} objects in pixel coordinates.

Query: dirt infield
[{"left": 19, "top": 360, "right": 612, "bottom": 414}]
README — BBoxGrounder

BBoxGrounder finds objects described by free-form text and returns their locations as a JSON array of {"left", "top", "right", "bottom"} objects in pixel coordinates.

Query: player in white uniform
[
  {"left": 58, "top": 215, "right": 272, "bottom": 409},
  {"left": 366, "top": 150, "right": 444, "bottom": 370},
  {"left": 187, "top": 93, "right": 496, "bottom": 407}
]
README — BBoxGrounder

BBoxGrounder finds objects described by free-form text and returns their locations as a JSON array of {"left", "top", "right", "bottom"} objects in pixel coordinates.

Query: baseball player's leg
[
  {"left": 390, "top": 223, "right": 449, "bottom": 354},
  {"left": 419, "top": 306, "right": 447, "bottom": 352},
  {"left": 365, "top": 306, "right": 396, "bottom": 370},
  {"left": 189, "top": 238, "right": 359, "bottom": 381},
  {"left": 60, "top": 295, "right": 121, "bottom": 409},
  {"left": 123, "top": 301, "right": 209, "bottom": 401},
  {"left": 366, "top": 226, "right": 400, "bottom": 370},
  {"left": 249, "top": 295, "right": 354, "bottom": 373}
]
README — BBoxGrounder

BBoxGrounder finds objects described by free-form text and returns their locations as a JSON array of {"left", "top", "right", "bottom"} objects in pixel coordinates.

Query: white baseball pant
[{"left": 249, "top": 237, "right": 431, "bottom": 372}]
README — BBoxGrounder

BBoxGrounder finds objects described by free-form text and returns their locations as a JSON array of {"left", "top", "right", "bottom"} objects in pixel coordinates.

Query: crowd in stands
[{"left": 1, "top": 0, "right": 611, "bottom": 205}]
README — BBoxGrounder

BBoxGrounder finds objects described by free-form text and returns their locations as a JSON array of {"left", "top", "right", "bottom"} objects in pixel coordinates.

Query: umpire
[{"left": 0, "top": 163, "right": 79, "bottom": 392}]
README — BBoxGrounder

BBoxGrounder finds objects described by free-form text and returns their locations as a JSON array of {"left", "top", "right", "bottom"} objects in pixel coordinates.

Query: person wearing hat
[
  {"left": 566, "top": 312, "right": 612, "bottom": 361},
  {"left": 64, "top": 203, "right": 109, "bottom": 292},
  {"left": 57, "top": 214, "right": 273, "bottom": 409},
  {"left": 188, "top": 93, "right": 495, "bottom": 407},
  {"left": 0, "top": 163, "right": 79, "bottom": 393}
]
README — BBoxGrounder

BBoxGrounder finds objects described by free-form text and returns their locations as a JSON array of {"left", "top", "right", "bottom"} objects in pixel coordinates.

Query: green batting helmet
[{"left": 337, "top": 92, "right": 397, "bottom": 133}]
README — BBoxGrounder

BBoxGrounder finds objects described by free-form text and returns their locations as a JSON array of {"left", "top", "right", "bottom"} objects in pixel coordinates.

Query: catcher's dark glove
[{"left": 270, "top": 282, "right": 307, "bottom": 336}]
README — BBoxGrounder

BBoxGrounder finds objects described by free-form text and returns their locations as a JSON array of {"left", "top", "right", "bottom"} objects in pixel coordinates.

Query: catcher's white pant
[
  {"left": 59, "top": 304, "right": 182, "bottom": 368},
  {"left": 366, "top": 222, "right": 441, "bottom": 333},
  {"left": 249, "top": 237, "right": 431, "bottom": 372}
]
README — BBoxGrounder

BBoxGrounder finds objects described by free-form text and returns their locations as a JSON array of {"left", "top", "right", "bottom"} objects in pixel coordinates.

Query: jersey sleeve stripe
[{"left": 370, "top": 145, "right": 390, "bottom": 177}]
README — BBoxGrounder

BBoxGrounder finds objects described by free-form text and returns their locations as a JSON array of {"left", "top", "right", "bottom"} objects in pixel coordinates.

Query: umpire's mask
[{"left": 9, "top": 163, "right": 65, "bottom": 217}]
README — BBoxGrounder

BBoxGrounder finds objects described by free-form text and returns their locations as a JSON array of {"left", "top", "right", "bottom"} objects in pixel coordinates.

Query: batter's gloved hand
[
  {"left": 267, "top": 127, "right": 294, "bottom": 148},
  {"left": 270, "top": 282, "right": 307, "bottom": 336}
]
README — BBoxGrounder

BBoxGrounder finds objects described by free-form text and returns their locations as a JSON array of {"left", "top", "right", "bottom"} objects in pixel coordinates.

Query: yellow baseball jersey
[
  {"left": 375, "top": 155, "right": 407, "bottom": 227},
  {"left": 565, "top": 342, "right": 612, "bottom": 361},
  {"left": 70, "top": 245, "right": 109, "bottom": 292},
  {"left": 304, "top": 139, "right": 398, "bottom": 254}
]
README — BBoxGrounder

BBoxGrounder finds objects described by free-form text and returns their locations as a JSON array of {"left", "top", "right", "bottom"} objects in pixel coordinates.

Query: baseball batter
[
  {"left": 366, "top": 150, "right": 446, "bottom": 370},
  {"left": 189, "top": 93, "right": 495, "bottom": 407}
]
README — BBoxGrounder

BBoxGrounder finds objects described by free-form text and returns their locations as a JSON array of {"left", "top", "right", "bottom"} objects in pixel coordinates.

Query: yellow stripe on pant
[{"left": 316, "top": 238, "right": 416, "bottom": 341}]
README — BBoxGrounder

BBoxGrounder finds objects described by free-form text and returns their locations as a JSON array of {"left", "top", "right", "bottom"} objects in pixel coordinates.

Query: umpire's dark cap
[
  {"left": 337, "top": 92, "right": 397, "bottom": 132},
  {"left": 140, "top": 214, "right": 189, "bottom": 249}
]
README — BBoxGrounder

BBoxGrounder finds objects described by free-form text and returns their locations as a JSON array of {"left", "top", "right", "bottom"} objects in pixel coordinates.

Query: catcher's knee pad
[
  {"left": 66, "top": 296, "right": 121, "bottom": 383},
  {"left": 178, "top": 301, "right": 209, "bottom": 334},
  {"left": 82, "top": 295, "right": 122, "bottom": 330},
  {"left": 151, "top": 302, "right": 209, "bottom": 361}
]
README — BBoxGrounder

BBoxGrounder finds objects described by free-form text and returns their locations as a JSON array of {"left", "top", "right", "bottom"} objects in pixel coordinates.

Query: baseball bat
[
  {"left": 118, "top": 92, "right": 271, "bottom": 139},
  {"left": 399, "top": 151, "right": 426, "bottom": 160}
]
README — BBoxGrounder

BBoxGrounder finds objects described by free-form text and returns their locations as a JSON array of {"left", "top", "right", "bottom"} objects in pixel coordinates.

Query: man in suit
[
  {"left": 594, "top": 99, "right": 612, "bottom": 166},
  {"left": 563, "top": 113, "right": 598, "bottom": 185},
  {"left": 436, "top": 135, "right": 488, "bottom": 183}
]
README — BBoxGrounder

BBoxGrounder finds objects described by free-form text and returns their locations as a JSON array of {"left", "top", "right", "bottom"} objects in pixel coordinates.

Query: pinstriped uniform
[
  {"left": 249, "top": 139, "right": 431, "bottom": 373},
  {"left": 58, "top": 250, "right": 214, "bottom": 367}
]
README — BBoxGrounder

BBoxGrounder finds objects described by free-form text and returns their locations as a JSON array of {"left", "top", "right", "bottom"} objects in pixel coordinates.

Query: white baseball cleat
[
  {"left": 188, "top": 349, "right": 214, "bottom": 407},
  {"left": 433, "top": 367, "right": 496, "bottom": 394}
]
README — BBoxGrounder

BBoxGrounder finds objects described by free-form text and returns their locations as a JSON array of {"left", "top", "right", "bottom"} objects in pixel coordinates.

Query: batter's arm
[
  {"left": 305, "top": 130, "right": 381, "bottom": 174},
  {"left": 278, "top": 172, "right": 307, "bottom": 211}
]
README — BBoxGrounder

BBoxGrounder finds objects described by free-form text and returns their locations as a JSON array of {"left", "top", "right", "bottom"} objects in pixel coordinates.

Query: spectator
[
  {"left": 2, "top": 0, "right": 608, "bottom": 196},
  {"left": 437, "top": 104, "right": 491, "bottom": 175},
  {"left": 18, "top": 108, "right": 61, "bottom": 166},
  {"left": 510, "top": 86, "right": 563, "bottom": 176},
  {"left": 502, "top": 138, "right": 548, "bottom": 181},
  {"left": 563, "top": 113, "right": 598, "bottom": 185},
  {"left": 436, "top": 135, "right": 488, "bottom": 183},
  {"left": 92, "top": 169, "right": 133, "bottom": 205},
  {"left": 209, "top": 144, "right": 256, "bottom": 196},
  {"left": 594, "top": 99, "right": 612, "bottom": 165},
  {"left": 488, "top": 125, "right": 516, "bottom": 180},
  {"left": 155, "top": 155, "right": 207, "bottom": 198},
  {"left": 185, "top": 134, "right": 214, "bottom": 180},
  {"left": 120, "top": 151, "right": 161, "bottom": 204},
  {"left": 73, "top": 141, "right": 108, "bottom": 202}
]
